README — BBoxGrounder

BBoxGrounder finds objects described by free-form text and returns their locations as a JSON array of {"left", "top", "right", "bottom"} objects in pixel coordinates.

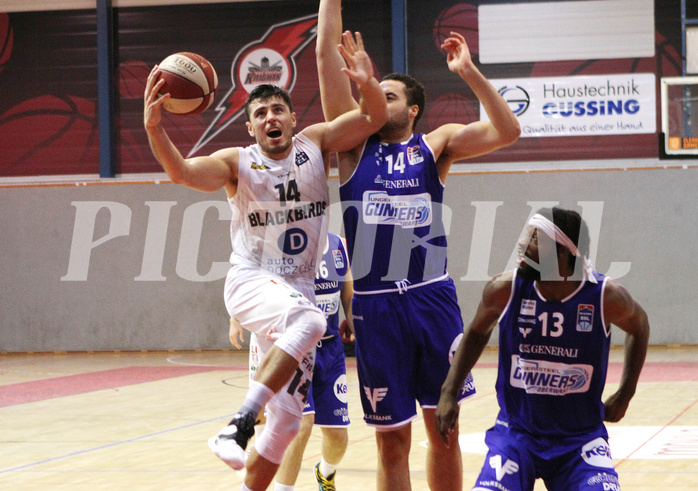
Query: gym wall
[{"left": 0, "top": 0, "right": 694, "bottom": 351}]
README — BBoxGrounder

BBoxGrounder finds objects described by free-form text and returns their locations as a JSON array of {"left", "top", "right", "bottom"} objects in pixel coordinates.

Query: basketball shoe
[
  {"left": 314, "top": 462, "right": 336, "bottom": 491},
  {"left": 208, "top": 412, "right": 257, "bottom": 470}
]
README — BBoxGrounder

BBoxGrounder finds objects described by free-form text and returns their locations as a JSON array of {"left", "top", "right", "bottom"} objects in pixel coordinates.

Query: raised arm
[
  {"left": 317, "top": 0, "right": 359, "bottom": 121},
  {"left": 602, "top": 279, "right": 650, "bottom": 422},
  {"left": 435, "top": 271, "right": 512, "bottom": 446},
  {"left": 144, "top": 67, "right": 237, "bottom": 194},
  {"left": 426, "top": 32, "right": 520, "bottom": 179},
  {"left": 304, "top": 31, "right": 387, "bottom": 155}
]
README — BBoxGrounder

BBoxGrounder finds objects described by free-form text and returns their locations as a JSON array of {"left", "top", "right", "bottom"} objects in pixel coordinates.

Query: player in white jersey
[
  {"left": 317, "top": 1, "right": 521, "bottom": 490},
  {"left": 436, "top": 207, "right": 650, "bottom": 490},
  {"left": 144, "top": 31, "right": 386, "bottom": 491},
  {"left": 231, "top": 232, "right": 353, "bottom": 491}
]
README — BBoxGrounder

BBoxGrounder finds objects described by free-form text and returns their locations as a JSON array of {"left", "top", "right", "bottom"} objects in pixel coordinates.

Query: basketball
[
  {"left": 0, "top": 13, "right": 14, "bottom": 74},
  {"left": 157, "top": 52, "right": 218, "bottom": 116},
  {"left": 432, "top": 3, "right": 479, "bottom": 57}
]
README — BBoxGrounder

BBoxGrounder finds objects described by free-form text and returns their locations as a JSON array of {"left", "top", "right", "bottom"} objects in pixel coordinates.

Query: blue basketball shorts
[
  {"left": 473, "top": 422, "right": 621, "bottom": 491},
  {"left": 303, "top": 334, "right": 350, "bottom": 427},
  {"left": 352, "top": 277, "right": 476, "bottom": 428}
]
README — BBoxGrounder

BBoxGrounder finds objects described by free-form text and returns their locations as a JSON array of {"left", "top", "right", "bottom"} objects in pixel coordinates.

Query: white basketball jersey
[{"left": 229, "top": 133, "right": 329, "bottom": 298}]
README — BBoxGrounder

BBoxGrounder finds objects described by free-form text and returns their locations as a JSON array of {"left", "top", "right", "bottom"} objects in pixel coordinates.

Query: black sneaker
[{"left": 208, "top": 412, "right": 257, "bottom": 470}]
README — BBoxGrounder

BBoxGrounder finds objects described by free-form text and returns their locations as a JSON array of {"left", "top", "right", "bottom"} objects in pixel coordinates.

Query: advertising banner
[{"left": 483, "top": 74, "right": 656, "bottom": 138}]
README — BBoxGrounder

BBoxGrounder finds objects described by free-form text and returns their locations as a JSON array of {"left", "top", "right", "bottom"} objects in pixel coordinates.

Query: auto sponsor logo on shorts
[
  {"left": 577, "top": 304, "right": 594, "bottom": 332},
  {"left": 362, "top": 190, "right": 432, "bottom": 228},
  {"left": 510, "top": 355, "right": 593, "bottom": 395},
  {"left": 581, "top": 437, "right": 615, "bottom": 469}
]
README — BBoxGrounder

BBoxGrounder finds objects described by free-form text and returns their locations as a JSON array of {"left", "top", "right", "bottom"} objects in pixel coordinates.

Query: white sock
[
  {"left": 274, "top": 483, "right": 294, "bottom": 491},
  {"left": 240, "top": 381, "right": 274, "bottom": 417},
  {"left": 319, "top": 457, "right": 337, "bottom": 478},
  {"left": 241, "top": 484, "right": 255, "bottom": 491}
]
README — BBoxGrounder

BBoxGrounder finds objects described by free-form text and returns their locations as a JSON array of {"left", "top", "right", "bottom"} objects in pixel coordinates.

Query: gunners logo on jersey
[
  {"left": 576, "top": 304, "right": 594, "bottom": 332},
  {"left": 189, "top": 14, "right": 318, "bottom": 156}
]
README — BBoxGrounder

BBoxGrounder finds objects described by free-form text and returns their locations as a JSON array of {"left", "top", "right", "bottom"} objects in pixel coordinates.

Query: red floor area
[{"left": 0, "top": 365, "right": 232, "bottom": 408}]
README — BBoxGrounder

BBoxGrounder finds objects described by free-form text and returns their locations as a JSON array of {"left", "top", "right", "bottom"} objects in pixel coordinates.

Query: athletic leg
[
  {"left": 376, "top": 424, "right": 412, "bottom": 491},
  {"left": 246, "top": 403, "right": 303, "bottom": 490},
  {"left": 274, "top": 413, "right": 315, "bottom": 488},
  {"left": 422, "top": 408, "right": 462, "bottom": 491}
]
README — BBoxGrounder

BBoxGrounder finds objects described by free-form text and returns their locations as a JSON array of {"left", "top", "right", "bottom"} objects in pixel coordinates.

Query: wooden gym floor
[{"left": 0, "top": 346, "right": 696, "bottom": 490}]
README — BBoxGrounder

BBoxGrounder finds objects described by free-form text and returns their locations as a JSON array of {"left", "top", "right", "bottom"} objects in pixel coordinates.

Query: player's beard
[
  {"left": 517, "top": 258, "right": 541, "bottom": 282},
  {"left": 518, "top": 251, "right": 565, "bottom": 282},
  {"left": 379, "top": 106, "right": 412, "bottom": 138}
]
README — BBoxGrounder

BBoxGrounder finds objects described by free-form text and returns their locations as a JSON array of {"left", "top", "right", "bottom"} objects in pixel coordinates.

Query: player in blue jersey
[
  {"left": 317, "top": 1, "right": 520, "bottom": 489},
  {"left": 436, "top": 207, "right": 650, "bottom": 491}
]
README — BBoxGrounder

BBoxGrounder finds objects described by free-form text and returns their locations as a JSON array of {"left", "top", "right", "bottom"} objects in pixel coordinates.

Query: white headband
[{"left": 528, "top": 213, "right": 597, "bottom": 283}]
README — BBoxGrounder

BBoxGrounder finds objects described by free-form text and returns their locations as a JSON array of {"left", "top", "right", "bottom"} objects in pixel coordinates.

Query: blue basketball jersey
[
  {"left": 496, "top": 270, "right": 611, "bottom": 437},
  {"left": 314, "top": 232, "right": 348, "bottom": 337},
  {"left": 339, "top": 134, "right": 448, "bottom": 292}
]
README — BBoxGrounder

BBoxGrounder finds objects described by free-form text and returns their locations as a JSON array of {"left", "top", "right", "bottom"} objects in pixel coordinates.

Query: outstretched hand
[
  {"left": 143, "top": 65, "right": 170, "bottom": 130},
  {"left": 337, "top": 30, "right": 374, "bottom": 87},
  {"left": 440, "top": 31, "right": 473, "bottom": 73}
]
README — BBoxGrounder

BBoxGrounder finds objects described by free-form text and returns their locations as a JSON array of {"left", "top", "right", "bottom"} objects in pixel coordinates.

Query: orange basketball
[{"left": 157, "top": 52, "right": 218, "bottom": 116}]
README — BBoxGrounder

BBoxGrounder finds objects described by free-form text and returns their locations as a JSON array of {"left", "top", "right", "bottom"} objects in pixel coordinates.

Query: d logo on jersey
[
  {"left": 189, "top": 14, "right": 319, "bottom": 156},
  {"left": 278, "top": 227, "right": 308, "bottom": 255}
]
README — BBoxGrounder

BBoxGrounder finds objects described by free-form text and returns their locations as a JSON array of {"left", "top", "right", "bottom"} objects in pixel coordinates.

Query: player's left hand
[
  {"left": 338, "top": 30, "right": 374, "bottom": 86},
  {"left": 440, "top": 31, "right": 473, "bottom": 73}
]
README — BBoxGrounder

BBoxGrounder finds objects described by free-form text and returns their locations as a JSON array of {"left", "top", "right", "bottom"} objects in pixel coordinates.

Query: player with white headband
[
  {"left": 524, "top": 212, "right": 597, "bottom": 283},
  {"left": 436, "top": 206, "right": 649, "bottom": 491}
]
